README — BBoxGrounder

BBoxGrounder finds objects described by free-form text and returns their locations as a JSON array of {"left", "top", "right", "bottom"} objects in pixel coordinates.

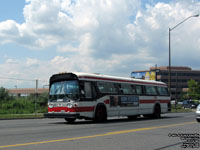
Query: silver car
[{"left": 196, "top": 104, "right": 200, "bottom": 122}]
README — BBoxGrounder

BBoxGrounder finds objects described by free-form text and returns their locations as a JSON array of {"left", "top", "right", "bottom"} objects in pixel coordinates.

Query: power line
[{"left": 0, "top": 76, "right": 48, "bottom": 82}]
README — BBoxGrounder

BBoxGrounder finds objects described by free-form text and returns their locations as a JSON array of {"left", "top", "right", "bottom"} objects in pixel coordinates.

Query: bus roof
[{"left": 52, "top": 72, "right": 167, "bottom": 87}]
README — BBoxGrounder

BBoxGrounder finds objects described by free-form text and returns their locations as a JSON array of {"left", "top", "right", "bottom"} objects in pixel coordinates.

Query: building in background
[
  {"left": 8, "top": 88, "right": 49, "bottom": 97},
  {"left": 131, "top": 66, "right": 200, "bottom": 100}
]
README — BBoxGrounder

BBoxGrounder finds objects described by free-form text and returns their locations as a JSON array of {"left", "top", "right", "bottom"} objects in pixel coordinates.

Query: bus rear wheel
[
  {"left": 65, "top": 118, "right": 76, "bottom": 124},
  {"left": 95, "top": 105, "right": 107, "bottom": 122},
  {"left": 152, "top": 104, "right": 161, "bottom": 118}
]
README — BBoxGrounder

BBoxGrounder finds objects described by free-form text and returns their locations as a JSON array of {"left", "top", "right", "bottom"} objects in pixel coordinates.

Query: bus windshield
[{"left": 49, "top": 80, "right": 80, "bottom": 101}]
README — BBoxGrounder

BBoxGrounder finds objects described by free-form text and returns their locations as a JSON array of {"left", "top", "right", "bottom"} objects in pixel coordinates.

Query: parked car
[
  {"left": 178, "top": 102, "right": 183, "bottom": 105},
  {"left": 182, "top": 100, "right": 198, "bottom": 109},
  {"left": 196, "top": 104, "right": 200, "bottom": 122}
]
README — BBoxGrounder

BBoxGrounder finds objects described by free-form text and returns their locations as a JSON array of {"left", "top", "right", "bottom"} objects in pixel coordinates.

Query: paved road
[{"left": 0, "top": 112, "right": 199, "bottom": 150}]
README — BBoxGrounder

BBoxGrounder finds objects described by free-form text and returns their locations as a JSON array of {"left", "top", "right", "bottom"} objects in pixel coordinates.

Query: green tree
[
  {"left": 187, "top": 79, "right": 200, "bottom": 99},
  {"left": 37, "top": 92, "right": 49, "bottom": 104},
  {"left": 0, "top": 87, "right": 10, "bottom": 101}
]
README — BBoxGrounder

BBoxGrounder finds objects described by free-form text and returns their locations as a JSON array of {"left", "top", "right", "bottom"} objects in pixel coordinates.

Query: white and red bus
[{"left": 45, "top": 72, "right": 171, "bottom": 123}]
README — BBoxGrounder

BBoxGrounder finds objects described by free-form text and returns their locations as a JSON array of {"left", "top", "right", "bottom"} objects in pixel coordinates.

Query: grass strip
[
  {"left": 171, "top": 108, "right": 193, "bottom": 113},
  {"left": 0, "top": 113, "right": 44, "bottom": 119}
]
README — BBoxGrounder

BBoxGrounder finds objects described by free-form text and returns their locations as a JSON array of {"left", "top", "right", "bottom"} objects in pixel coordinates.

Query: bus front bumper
[{"left": 44, "top": 113, "right": 80, "bottom": 119}]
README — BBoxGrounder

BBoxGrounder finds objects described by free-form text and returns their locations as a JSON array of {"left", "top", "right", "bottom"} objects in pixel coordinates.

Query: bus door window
[
  {"left": 84, "top": 82, "right": 92, "bottom": 98},
  {"left": 91, "top": 82, "right": 97, "bottom": 98},
  {"left": 80, "top": 81, "right": 97, "bottom": 101}
]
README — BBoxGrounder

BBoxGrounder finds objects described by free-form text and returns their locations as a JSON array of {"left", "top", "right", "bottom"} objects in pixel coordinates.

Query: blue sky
[
  {"left": 0, "top": 0, "right": 24, "bottom": 63},
  {"left": 0, "top": 0, "right": 200, "bottom": 88},
  {"left": 0, "top": 0, "right": 25, "bottom": 23}
]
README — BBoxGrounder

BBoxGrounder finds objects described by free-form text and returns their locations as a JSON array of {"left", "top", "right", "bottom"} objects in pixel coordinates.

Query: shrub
[{"left": 0, "top": 98, "right": 47, "bottom": 114}]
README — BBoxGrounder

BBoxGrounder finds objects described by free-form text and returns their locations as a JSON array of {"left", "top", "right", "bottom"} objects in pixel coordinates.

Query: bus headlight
[
  {"left": 48, "top": 103, "right": 54, "bottom": 108},
  {"left": 67, "top": 103, "right": 73, "bottom": 108}
]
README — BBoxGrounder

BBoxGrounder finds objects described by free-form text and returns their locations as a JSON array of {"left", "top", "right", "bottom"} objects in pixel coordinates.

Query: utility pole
[{"left": 35, "top": 79, "right": 38, "bottom": 115}]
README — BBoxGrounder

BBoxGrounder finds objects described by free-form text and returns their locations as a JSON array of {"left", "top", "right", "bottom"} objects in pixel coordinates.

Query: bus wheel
[
  {"left": 95, "top": 105, "right": 107, "bottom": 122},
  {"left": 65, "top": 118, "right": 76, "bottom": 124},
  {"left": 153, "top": 104, "right": 161, "bottom": 118}
]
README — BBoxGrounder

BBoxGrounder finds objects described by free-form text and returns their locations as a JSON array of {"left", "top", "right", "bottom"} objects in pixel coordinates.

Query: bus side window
[
  {"left": 97, "top": 82, "right": 118, "bottom": 94},
  {"left": 120, "top": 84, "right": 134, "bottom": 94},
  {"left": 157, "top": 87, "right": 169, "bottom": 96},
  {"left": 144, "top": 86, "right": 157, "bottom": 95},
  {"left": 114, "top": 83, "right": 120, "bottom": 94},
  {"left": 136, "top": 85, "right": 143, "bottom": 95},
  {"left": 97, "top": 82, "right": 106, "bottom": 93},
  {"left": 131, "top": 85, "right": 136, "bottom": 94},
  {"left": 84, "top": 82, "right": 92, "bottom": 98}
]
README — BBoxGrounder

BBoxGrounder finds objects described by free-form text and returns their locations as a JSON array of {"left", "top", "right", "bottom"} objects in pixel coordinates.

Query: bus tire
[
  {"left": 152, "top": 104, "right": 161, "bottom": 118},
  {"left": 65, "top": 118, "right": 76, "bottom": 124},
  {"left": 94, "top": 104, "right": 107, "bottom": 122}
]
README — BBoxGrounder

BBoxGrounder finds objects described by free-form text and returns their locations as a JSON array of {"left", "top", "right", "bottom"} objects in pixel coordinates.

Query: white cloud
[
  {"left": 0, "top": 20, "right": 20, "bottom": 44},
  {"left": 26, "top": 58, "right": 39, "bottom": 67},
  {"left": 57, "top": 44, "right": 79, "bottom": 53},
  {"left": 57, "top": 33, "right": 92, "bottom": 55},
  {"left": 5, "top": 59, "right": 19, "bottom": 64},
  {"left": 0, "top": 0, "right": 200, "bottom": 88}
]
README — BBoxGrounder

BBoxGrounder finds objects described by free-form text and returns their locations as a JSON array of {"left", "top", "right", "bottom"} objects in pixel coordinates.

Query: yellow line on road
[{"left": 0, "top": 121, "right": 196, "bottom": 148}]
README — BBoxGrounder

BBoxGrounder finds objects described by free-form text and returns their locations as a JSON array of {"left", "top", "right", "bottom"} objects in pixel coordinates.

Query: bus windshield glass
[{"left": 49, "top": 80, "right": 79, "bottom": 101}]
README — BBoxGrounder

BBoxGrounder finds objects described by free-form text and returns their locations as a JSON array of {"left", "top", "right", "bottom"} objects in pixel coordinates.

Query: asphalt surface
[{"left": 0, "top": 112, "right": 199, "bottom": 150}]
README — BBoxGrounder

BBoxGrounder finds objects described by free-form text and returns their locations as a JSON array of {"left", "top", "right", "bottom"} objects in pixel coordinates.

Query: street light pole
[
  {"left": 169, "top": 28, "right": 171, "bottom": 96},
  {"left": 168, "top": 14, "right": 199, "bottom": 98}
]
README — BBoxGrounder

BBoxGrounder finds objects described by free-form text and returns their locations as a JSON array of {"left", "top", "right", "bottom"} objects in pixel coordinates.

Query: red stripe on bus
[
  {"left": 78, "top": 76, "right": 166, "bottom": 86},
  {"left": 48, "top": 106, "right": 95, "bottom": 113},
  {"left": 104, "top": 99, "right": 110, "bottom": 104},
  {"left": 140, "top": 100, "right": 170, "bottom": 104},
  {"left": 76, "top": 106, "right": 95, "bottom": 112}
]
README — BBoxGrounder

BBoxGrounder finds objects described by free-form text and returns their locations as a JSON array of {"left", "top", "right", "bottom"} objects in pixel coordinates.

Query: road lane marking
[{"left": 0, "top": 121, "right": 196, "bottom": 148}]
